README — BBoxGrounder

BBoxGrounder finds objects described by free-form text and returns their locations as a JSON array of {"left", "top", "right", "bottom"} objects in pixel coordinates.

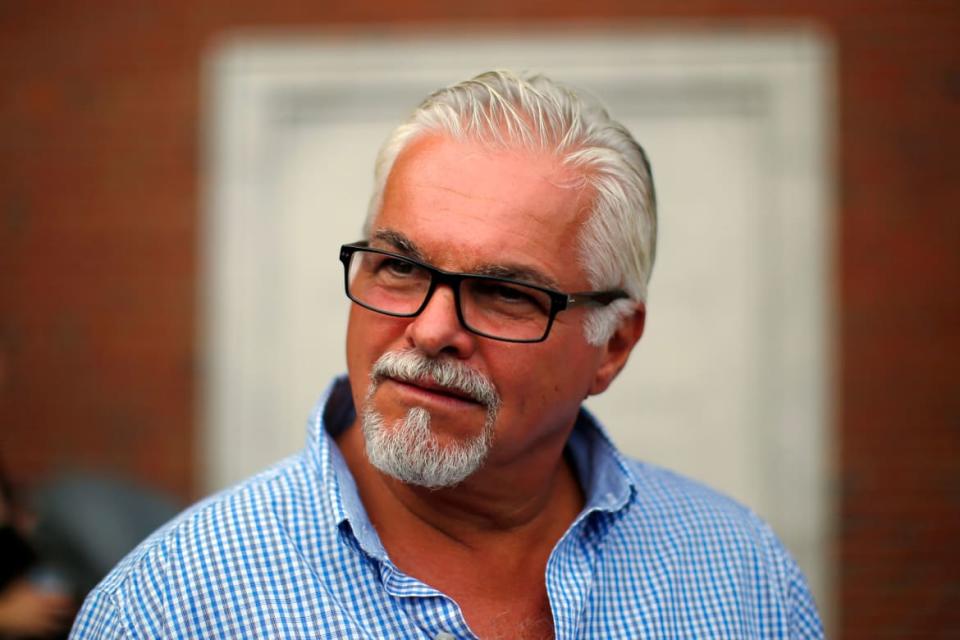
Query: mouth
[{"left": 385, "top": 376, "right": 483, "bottom": 407}]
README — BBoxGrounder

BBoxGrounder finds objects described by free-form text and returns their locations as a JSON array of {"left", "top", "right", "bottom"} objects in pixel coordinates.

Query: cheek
[
  {"left": 490, "top": 341, "right": 597, "bottom": 416},
  {"left": 345, "top": 316, "right": 367, "bottom": 404},
  {"left": 345, "top": 310, "right": 368, "bottom": 372},
  {"left": 347, "top": 307, "right": 403, "bottom": 356},
  {"left": 346, "top": 309, "right": 391, "bottom": 397}
]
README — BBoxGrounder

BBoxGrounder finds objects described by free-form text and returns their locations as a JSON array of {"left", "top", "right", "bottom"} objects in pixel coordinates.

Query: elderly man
[{"left": 71, "top": 71, "right": 823, "bottom": 639}]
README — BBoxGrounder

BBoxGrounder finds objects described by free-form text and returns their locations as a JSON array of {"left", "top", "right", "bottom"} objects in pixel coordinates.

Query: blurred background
[{"left": 0, "top": 3, "right": 957, "bottom": 639}]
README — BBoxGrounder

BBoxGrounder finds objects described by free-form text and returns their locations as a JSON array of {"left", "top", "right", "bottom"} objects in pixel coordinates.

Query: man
[{"left": 71, "top": 71, "right": 823, "bottom": 639}]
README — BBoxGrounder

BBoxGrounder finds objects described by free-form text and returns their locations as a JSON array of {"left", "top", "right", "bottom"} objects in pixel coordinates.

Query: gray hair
[{"left": 365, "top": 70, "right": 657, "bottom": 345}]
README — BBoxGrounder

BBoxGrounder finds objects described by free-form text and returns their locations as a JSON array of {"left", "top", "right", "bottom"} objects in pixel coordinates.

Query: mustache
[{"left": 370, "top": 349, "right": 501, "bottom": 410}]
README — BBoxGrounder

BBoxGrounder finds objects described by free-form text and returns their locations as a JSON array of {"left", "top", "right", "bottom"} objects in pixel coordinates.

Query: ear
[{"left": 588, "top": 304, "right": 646, "bottom": 396}]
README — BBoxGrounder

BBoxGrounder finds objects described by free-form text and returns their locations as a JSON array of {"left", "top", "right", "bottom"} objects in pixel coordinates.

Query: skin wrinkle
[
  {"left": 350, "top": 131, "right": 595, "bottom": 523},
  {"left": 395, "top": 144, "right": 586, "bottom": 219},
  {"left": 372, "top": 227, "right": 564, "bottom": 292},
  {"left": 362, "top": 347, "right": 501, "bottom": 490},
  {"left": 364, "top": 71, "right": 656, "bottom": 346},
  {"left": 423, "top": 183, "right": 503, "bottom": 203},
  {"left": 471, "top": 264, "right": 560, "bottom": 292},
  {"left": 341, "top": 133, "right": 644, "bottom": 639},
  {"left": 387, "top": 470, "right": 568, "bottom": 547},
  {"left": 371, "top": 453, "right": 576, "bottom": 538}
]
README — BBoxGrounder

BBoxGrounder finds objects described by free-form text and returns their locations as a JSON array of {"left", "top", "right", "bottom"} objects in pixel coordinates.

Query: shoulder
[
  {"left": 601, "top": 459, "right": 823, "bottom": 637},
  {"left": 70, "top": 453, "right": 328, "bottom": 638},
  {"left": 614, "top": 458, "right": 789, "bottom": 571},
  {"left": 99, "top": 452, "right": 319, "bottom": 590},
  {"left": 624, "top": 459, "right": 765, "bottom": 533}
]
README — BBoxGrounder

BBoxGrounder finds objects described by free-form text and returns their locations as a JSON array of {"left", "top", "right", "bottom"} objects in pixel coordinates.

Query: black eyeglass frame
[{"left": 339, "top": 241, "right": 629, "bottom": 343}]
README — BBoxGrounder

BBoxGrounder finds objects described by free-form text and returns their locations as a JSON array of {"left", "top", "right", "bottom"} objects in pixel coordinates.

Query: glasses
[{"left": 339, "top": 242, "right": 629, "bottom": 343}]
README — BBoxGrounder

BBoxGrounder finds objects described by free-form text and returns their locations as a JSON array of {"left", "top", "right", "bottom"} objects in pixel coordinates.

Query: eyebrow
[
  {"left": 370, "top": 228, "right": 562, "bottom": 291},
  {"left": 370, "top": 229, "right": 427, "bottom": 261},
  {"left": 472, "top": 264, "right": 561, "bottom": 291}
]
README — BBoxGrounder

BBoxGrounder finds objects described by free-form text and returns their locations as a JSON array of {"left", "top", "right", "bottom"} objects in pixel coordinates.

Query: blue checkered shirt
[{"left": 71, "top": 377, "right": 823, "bottom": 639}]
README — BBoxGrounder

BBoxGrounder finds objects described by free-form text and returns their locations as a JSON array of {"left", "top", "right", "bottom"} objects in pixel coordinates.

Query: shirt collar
[
  {"left": 309, "top": 377, "right": 390, "bottom": 561},
  {"left": 308, "top": 376, "right": 638, "bottom": 555},
  {"left": 566, "top": 406, "right": 637, "bottom": 515}
]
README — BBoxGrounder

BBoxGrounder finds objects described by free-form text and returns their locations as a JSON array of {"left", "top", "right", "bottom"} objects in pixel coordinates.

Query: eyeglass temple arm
[{"left": 565, "top": 289, "right": 630, "bottom": 309}]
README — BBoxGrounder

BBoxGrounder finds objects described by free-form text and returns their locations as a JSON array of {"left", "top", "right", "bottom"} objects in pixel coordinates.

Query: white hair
[{"left": 365, "top": 70, "right": 657, "bottom": 345}]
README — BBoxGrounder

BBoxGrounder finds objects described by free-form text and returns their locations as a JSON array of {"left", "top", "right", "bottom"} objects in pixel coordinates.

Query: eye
[
  {"left": 470, "top": 280, "right": 549, "bottom": 314},
  {"left": 491, "top": 284, "right": 535, "bottom": 303},
  {"left": 376, "top": 257, "right": 416, "bottom": 277}
]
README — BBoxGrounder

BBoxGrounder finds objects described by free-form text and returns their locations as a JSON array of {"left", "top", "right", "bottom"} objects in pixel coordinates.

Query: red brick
[{"left": 1, "top": 3, "right": 958, "bottom": 637}]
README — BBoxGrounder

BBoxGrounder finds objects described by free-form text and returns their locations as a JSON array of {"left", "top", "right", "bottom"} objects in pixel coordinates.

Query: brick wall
[{"left": 1, "top": 2, "right": 957, "bottom": 637}]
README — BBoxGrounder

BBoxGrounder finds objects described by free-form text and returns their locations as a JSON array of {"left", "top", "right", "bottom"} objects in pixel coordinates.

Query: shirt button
[{"left": 434, "top": 633, "right": 455, "bottom": 640}]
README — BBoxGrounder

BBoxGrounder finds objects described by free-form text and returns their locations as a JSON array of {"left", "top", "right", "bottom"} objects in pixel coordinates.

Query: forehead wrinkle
[{"left": 424, "top": 183, "right": 503, "bottom": 204}]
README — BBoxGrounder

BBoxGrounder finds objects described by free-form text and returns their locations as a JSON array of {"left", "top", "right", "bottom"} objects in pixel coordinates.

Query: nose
[{"left": 404, "top": 284, "right": 477, "bottom": 359}]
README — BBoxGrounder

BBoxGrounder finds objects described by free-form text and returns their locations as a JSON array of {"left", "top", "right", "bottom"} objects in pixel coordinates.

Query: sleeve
[
  {"left": 749, "top": 511, "right": 824, "bottom": 639},
  {"left": 784, "top": 555, "right": 825, "bottom": 640},
  {"left": 69, "top": 589, "right": 129, "bottom": 640}
]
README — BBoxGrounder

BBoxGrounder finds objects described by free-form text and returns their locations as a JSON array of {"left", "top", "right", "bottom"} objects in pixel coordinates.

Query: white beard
[{"left": 360, "top": 349, "right": 500, "bottom": 489}]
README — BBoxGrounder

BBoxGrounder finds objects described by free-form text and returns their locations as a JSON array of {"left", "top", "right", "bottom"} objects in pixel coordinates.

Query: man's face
[{"left": 346, "top": 134, "right": 612, "bottom": 479}]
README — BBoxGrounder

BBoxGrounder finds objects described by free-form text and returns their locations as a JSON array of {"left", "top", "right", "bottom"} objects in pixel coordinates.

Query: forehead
[{"left": 373, "top": 135, "right": 593, "bottom": 286}]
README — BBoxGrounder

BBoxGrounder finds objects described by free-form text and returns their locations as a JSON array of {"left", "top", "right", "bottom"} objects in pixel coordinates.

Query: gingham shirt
[{"left": 71, "top": 377, "right": 823, "bottom": 639}]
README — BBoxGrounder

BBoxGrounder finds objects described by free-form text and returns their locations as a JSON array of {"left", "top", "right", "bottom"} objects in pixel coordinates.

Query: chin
[{"left": 361, "top": 400, "right": 494, "bottom": 489}]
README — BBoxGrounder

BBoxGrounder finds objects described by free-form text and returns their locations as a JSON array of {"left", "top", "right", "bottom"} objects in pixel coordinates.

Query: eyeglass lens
[{"left": 346, "top": 249, "right": 552, "bottom": 341}]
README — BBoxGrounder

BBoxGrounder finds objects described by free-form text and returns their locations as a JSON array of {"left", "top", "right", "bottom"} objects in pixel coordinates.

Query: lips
[{"left": 388, "top": 376, "right": 482, "bottom": 405}]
